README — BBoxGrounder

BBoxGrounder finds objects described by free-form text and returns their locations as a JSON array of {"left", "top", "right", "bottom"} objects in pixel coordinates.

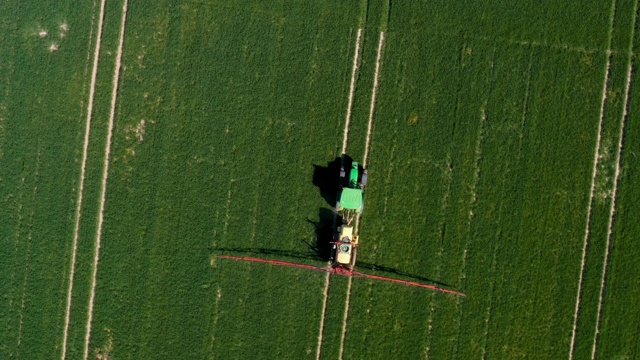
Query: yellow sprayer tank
[{"left": 336, "top": 225, "right": 358, "bottom": 266}]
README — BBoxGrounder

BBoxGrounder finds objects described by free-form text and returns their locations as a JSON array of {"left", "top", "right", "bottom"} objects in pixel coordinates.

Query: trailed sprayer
[{"left": 216, "top": 157, "right": 464, "bottom": 296}]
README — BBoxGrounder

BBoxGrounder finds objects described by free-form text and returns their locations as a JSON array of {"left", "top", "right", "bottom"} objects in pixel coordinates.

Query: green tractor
[{"left": 337, "top": 160, "right": 367, "bottom": 224}]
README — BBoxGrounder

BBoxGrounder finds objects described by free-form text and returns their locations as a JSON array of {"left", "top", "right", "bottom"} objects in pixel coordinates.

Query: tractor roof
[
  {"left": 349, "top": 163, "right": 359, "bottom": 187},
  {"left": 340, "top": 187, "right": 363, "bottom": 210}
]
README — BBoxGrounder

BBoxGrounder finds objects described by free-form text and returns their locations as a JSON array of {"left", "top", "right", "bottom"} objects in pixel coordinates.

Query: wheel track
[
  {"left": 568, "top": 1, "right": 617, "bottom": 358},
  {"left": 591, "top": 1, "right": 638, "bottom": 357},
  {"left": 61, "top": 0, "right": 105, "bottom": 357},
  {"left": 83, "top": 0, "right": 129, "bottom": 358},
  {"left": 341, "top": 28, "right": 363, "bottom": 155}
]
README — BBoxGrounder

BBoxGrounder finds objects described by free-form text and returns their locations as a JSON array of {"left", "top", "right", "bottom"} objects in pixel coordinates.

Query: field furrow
[
  {"left": 591, "top": 1, "right": 638, "bottom": 357},
  {"left": 61, "top": 0, "right": 105, "bottom": 357},
  {"left": 83, "top": 1, "right": 129, "bottom": 357},
  {"left": 568, "top": 2, "right": 616, "bottom": 358}
]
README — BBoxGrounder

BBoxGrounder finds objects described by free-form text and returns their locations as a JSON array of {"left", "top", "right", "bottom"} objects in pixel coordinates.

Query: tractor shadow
[
  {"left": 355, "top": 261, "right": 451, "bottom": 287},
  {"left": 310, "top": 156, "right": 353, "bottom": 261},
  {"left": 305, "top": 207, "right": 339, "bottom": 262},
  {"left": 216, "top": 208, "right": 337, "bottom": 263},
  {"left": 214, "top": 246, "right": 319, "bottom": 262},
  {"left": 312, "top": 155, "right": 353, "bottom": 207}
]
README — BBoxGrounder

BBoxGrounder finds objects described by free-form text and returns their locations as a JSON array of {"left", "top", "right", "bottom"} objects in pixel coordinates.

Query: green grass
[
  {"left": 2, "top": 0, "right": 638, "bottom": 359},
  {"left": 388, "top": 0, "right": 612, "bottom": 50},
  {"left": 0, "top": 1, "right": 98, "bottom": 358}
]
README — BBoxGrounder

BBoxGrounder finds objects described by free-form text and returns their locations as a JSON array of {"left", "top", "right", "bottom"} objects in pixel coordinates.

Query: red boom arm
[{"left": 216, "top": 255, "right": 465, "bottom": 297}]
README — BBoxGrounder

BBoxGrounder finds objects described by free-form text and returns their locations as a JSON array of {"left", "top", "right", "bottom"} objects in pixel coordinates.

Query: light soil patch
[
  {"left": 93, "top": 327, "right": 113, "bottom": 360},
  {"left": 83, "top": 1, "right": 129, "bottom": 359},
  {"left": 60, "top": 22, "right": 70, "bottom": 38},
  {"left": 591, "top": 3, "right": 637, "bottom": 357},
  {"left": 61, "top": 0, "right": 105, "bottom": 358},
  {"left": 568, "top": 2, "right": 617, "bottom": 359},
  {"left": 341, "top": 28, "right": 363, "bottom": 155},
  {"left": 125, "top": 119, "right": 146, "bottom": 143}
]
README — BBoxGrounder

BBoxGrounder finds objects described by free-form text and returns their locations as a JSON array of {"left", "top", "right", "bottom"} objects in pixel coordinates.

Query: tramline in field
[{"left": 217, "top": 157, "right": 464, "bottom": 297}]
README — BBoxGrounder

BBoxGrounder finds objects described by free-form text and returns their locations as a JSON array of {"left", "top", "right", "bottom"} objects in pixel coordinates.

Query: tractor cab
[{"left": 337, "top": 161, "right": 366, "bottom": 224}]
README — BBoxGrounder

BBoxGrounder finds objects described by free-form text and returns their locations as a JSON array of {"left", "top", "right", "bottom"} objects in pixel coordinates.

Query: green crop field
[{"left": 1, "top": 0, "right": 639, "bottom": 359}]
